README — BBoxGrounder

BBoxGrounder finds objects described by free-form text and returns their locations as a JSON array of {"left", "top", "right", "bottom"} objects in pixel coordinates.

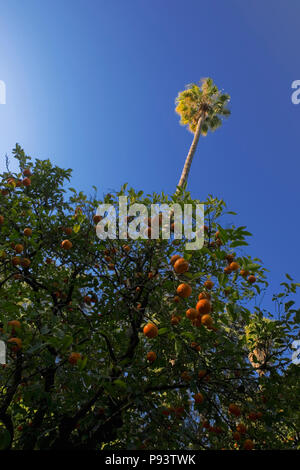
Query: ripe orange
[
  {"left": 22, "top": 177, "right": 31, "bottom": 187},
  {"left": 23, "top": 168, "right": 31, "bottom": 177},
  {"left": 181, "top": 371, "right": 191, "bottom": 382},
  {"left": 228, "top": 403, "right": 241, "bottom": 417},
  {"left": 63, "top": 227, "right": 73, "bottom": 235},
  {"left": 61, "top": 240, "right": 73, "bottom": 250},
  {"left": 173, "top": 296, "right": 180, "bottom": 303},
  {"left": 21, "top": 258, "right": 31, "bottom": 268},
  {"left": 196, "top": 299, "right": 212, "bottom": 315},
  {"left": 93, "top": 215, "right": 102, "bottom": 224},
  {"left": 176, "top": 283, "right": 192, "bottom": 298},
  {"left": 8, "top": 337, "right": 22, "bottom": 350},
  {"left": 201, "top": 314, "right": 213, "bottom": 328},
  {"left": 226, "top": 254, "right": 235, "bottom": 264},
  {"left": 186, "top": 308, "right": 198, "bottom": 320},
  {"left": 224, "top": 266, "right": 232, "bottom": 274},
  {"left": 247, "top": 275, "right": 256, "bottom": 284},
  {"left": 204, "top": 279, "right": 214, "bottom": 290},
  {"left": 173, "top": 258, "right": 189, "bottom": 274},
  {"left": 0, "top": 215, "right": 4, "bottom": 224},
  {"left": 194, "top": 393, "right": 204, "bottom": 404},
  {"left": 147, "top": 351, "right": 157, "bottom": 363},
  {"left": 236, "top": 423, "right": 247, "bottom": 434},
  {"left": 148, "top": 272, "right": 154, "bottom": 280},
  {"left": 232, "top": 431, "right": 241, "bottom": 441},
  {"left": 170, "top": 254, "right": 181, "bottom": 265},
  {"left": 192, "top": 317, "right": 203, "bottom": 327},
  {"left": 229, "top": 262, "right": 239, "bottom": 271},
  {"left": 123, "top": 245, "right": 131, "bottom": 253},
  {"left": 191, "top": 342, "right": 201, "bottom": 351},
  {"left": 143, "top": 323, "right": 158, "bottom": 338},
  {"left": 171, "top": 315, "right": 181, "bottom": 325},
  {"left": 23, "top": 228, "right": 32, "bottom": 237},
  {"left": 198, "top": 369, "right": 207, "bottom": 379},
  {"left": 12, "top": 256, "right": 21, "bottom": 266},
  {"left": 14, "top": 244, "right": 24, "bottom": 254},
  {"left": 198, "top": 291, "right": 211, "bottom": 301},
  {"left": 8, "top": 320, "right": 21, "bottom": 329},
  {"left": 247, "top": 412, "right": 258, "bottom": 421},
  {"left": 68, "top": 352, "right": 82, "bottom": 365},
  {"left": 240, "top": 269, "right": 249, "bottom": 277},
  {"left": 243, "top": 439, "right": 254, "bottom": 450}
]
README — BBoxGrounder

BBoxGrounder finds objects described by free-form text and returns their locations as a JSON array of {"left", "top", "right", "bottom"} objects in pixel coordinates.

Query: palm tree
[{"left": 175, "top": 78, "right": 230, "bottom": 192}]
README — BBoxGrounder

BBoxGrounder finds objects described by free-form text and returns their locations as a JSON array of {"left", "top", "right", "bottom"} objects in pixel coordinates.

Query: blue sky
[{"left": 0, "top": 0, "right": 299, "bottom": 307}]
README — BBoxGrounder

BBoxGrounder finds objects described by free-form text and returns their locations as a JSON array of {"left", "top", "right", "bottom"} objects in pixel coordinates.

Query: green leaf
[{"left": 158, "top": 328, "right": 168, "bottom": 336}]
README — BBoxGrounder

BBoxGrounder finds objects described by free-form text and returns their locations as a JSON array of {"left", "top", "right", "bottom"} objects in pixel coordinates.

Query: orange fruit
[
  {"left": 247, "top": 412, "right": 258, "bottom": 421},
  {"left": 176, "top": 283, "right": 192, "bottom": 298},
  {"left": 232, "top": 431, "right": 241, "bottom": 441},
  {"left": 229, "top": 262, "right": 239, "bottom": 271},
  {"left": 0, "top": 215, "right": 4, "bottom": 224},
  {"left": 63, "top": 227, "right": 72, "bottom": 235},
  {"left": 123, "top": 245, "right": 131, "bottom": 253},
  {"left": 204, "top": 279, "right": 214, "bottom": 290},
  {"left": 224, "top": 266, "right": 232, "bottom": 274},
  {"left": 243, "top": 439, "right": 254, "bottom": 450},
  {"left": 14, "top": 244, "right": 24, "bottom": 254},
  {"left": 23, "top": 168, "right": 31, "bottom": 177},
  {"left": 143, "top": 323, "right": 158, "bottom": 338},
  {"left": 173, "top": 258, "right": 189, "bottom": 274},
  {"left": 194, "top": 393, "right": 204, "bottom": 404},
  {"left": 228, "top": 404, "right": 241, "bottom": 417},
  {"left": 198, "top": 291, "right": 211, "bottom": 301},
  {"left": 181, "top": 371, "right": 191, "bottom": 382},
  {"left": 68, "top": 352, "right": 82, "bottom": 364},
  {"left": 12, "top": 257, "right": 21, "bottom": 266},
  {"left": 23, "top": 228, "right": 32, "bottom": 237},
  {"left": 170, "top": 254, "right": 181, "bottom": 265},
  {"left": 186, "top": 308, "right": 198, "bottom": 320},
  {"left": 240, "top": 269, "right": 249, "bottom": 278},
  {"left": 173, "top": 296, "right": 180, "bottom": 303},
  {"left": 61, "top": 240, "right": 72, "bottom": 250},
  {"left": 21, "top": 258, "right": 31, "bottom": 268},
  {"left": 196, "top": 299, "right": 212, "bottom": 315},
  {"left": 8, "top": 320, "right": 21, "bottom": 329},
  {"left": 171, "top": 315, "right": 181, "bottom": 325},
  {"left": 8, "top": 337, "right": 22, "bottom": 350},
  {"left": 236, "top": 423, "right": 247, "bottom": 434},
  {"left": 192, "top": 317, "right": 203, "bottom": 327},
  {"left": 201, "top": 314, "right": 213, "bottom": 328},
  {"left": 93, "top": 215, "right": 102, "bottom": 224},
  {"left": 147, "top": 351, "right": 157, "bottom": 363},
  {"left": 247, "top": 275, "right": 256, "bottom": 284},
  {"left": 198, "top": 369, "right": 207, "bottom": 379},
  {"left": 148, "top": 272, "right": 154, "bottom": 280},
  {"left": 22, "top": 177, "right": 31, "bottom": 187},
  {"left": 226, "top": 254, "right": 235, "bottom": 264}
]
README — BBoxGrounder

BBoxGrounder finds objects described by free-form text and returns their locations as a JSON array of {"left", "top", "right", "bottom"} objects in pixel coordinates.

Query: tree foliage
[{"left": 0, "top": 145, "right": 299, "bottom": 450}]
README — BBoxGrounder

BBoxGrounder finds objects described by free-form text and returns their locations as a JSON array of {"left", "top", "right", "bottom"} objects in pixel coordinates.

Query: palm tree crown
[{"left": 175, "top": 77, "right": 230, "bottom": 135}]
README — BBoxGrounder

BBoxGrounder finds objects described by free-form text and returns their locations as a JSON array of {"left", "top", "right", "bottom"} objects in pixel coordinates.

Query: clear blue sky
[{"left": 0, "top": 0, "right": 299, "bottom": 307}]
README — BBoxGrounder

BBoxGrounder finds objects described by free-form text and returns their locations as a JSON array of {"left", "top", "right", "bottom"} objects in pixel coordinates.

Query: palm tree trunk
[{"left": 176, "top": 113, "right": 205, "bottom": 192}]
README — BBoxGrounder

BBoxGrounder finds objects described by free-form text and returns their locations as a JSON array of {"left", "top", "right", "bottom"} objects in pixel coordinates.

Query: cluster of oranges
[{"left": 223, "top": 253, "right": 257, "bottom": 284}]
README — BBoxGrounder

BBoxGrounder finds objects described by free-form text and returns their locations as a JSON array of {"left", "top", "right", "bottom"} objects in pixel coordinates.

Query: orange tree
[{"left": 0, "top": 144, "right": 299, "bottom": 450}]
